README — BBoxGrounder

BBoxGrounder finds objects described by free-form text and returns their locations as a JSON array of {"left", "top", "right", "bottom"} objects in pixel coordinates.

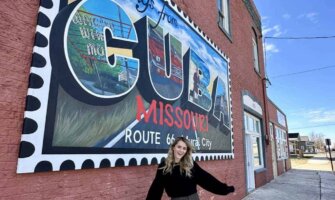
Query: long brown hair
[{"left": 161, "top": 137, "right": 194, "bottom": 177}]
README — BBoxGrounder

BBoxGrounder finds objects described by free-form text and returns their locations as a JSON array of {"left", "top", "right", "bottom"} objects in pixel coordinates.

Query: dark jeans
[{"left": 171, "top": 193, "right": 200, "bottom": 200}]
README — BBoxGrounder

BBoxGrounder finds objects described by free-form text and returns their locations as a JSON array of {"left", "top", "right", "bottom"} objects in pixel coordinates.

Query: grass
[
  {"left": 290, "top": 157, "right": 309, "bottom": 166},
  {"left": 52, "top": 87, "right": 145, "bottom": 147},
  {"left": 290, "top": 153, "right": 335, "bottom": 171},
  {"left": 290, "top": 155, "right": 315, "bottom": 167}
]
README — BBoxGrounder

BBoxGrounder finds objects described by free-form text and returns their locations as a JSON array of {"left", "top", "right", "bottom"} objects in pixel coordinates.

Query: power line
[
  {"left": 270, "top": 64, "right": 335, "bottom": 79},
  {"left": 263, "top": 35, "right": 335, "bottom": 79},
  {"left": 290, "top": 123, "right": 335, "bottom": 130},
  {"left": 265, "top": 35, "right": 335, "bottom": 40}
]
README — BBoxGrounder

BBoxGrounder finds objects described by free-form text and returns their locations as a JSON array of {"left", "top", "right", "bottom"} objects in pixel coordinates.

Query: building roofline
[{"left": 267, "top": 97, "right": 287, "bottom": 117}]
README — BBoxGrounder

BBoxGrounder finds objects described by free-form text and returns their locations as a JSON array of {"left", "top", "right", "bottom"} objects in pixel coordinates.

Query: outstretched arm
[
  {"left": 194, "top": 162, "right": 235, "bottom": 195},
  {"left": 146, "top": 166, "right": 164, "bottom": 200}
]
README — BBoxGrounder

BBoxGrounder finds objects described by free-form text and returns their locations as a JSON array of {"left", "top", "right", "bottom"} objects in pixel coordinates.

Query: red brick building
[
  {"left": 268, "top": 98, "right": 291, "bottom": 177},
  {"left": 0, "top": 0, "right": 290, "bottom": 199}
]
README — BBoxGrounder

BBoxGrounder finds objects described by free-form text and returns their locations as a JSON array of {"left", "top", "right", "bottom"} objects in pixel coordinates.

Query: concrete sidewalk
[{"left": 242, "top": 169, "right": 335, "bottom": 200}]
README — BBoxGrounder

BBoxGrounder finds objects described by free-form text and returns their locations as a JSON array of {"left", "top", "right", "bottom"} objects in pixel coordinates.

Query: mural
[{"left": 17, "top": 0, "right": 233, "bottom": 173}]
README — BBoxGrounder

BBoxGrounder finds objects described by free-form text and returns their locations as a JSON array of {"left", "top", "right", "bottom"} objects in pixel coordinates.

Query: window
[
  {"left": 252, "top": 30, "right": 260, "bottom": 73},
  {"left": 276, "top": 127, "right": 288, "bottom": 160},
  {"left": 244, "top": 112, "right": 264, "bottom": 169},
  {"left": 217, "top": 0, "right": 230, "bottom": 35},
  {"left": 252, "top": 137, "right": 261, "bottom": 167}
]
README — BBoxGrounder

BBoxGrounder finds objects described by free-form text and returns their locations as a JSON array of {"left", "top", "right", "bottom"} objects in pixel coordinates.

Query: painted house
[{"left": 0, "top": 0, "right": 290, "bottom": 199}]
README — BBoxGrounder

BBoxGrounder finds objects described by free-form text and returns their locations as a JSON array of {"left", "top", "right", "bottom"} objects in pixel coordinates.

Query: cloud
[
  {"left": 264, "top": 43, "right": 279, "bottom": 53},
  {"left": 121, "top": 1, "right": 143, "bottom": 21},
  {"left": 282, "top": 13, "right": 291, "bottom": 20},
  {"left": 292, "top": 108, "right": 335, "bottom": 123},
  {"left": 298, "top": 12, "right": 319, "bottom": 23},
  {"left": 262, "top": 25, "right": 282, "bottom": 37},
  {"left": 306, "top": 12, "right": 319, "bottom": 23},
  {"left": 306, "top": 109, "right": 335, "bottom": 123},
  {"left": 262, "top": 27, "right": 272, "bottom": 35},
  {"left": 261, "top": 16, "right": 269, "bottom": 21}
]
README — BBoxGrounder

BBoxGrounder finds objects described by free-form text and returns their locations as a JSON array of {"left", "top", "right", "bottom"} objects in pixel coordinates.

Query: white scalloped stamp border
[{"left": 17, "top": 0, "right": 234, "bottom": 174}]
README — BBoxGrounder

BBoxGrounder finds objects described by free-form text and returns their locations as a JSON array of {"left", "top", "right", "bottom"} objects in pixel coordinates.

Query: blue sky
[{"left": 253, "top": 0, "right": 335, "bottom": 146}]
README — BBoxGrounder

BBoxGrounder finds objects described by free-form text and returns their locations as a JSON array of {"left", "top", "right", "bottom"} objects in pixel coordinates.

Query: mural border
[{"left": 17, "top": 0, "right": 234, "bottom": 173}]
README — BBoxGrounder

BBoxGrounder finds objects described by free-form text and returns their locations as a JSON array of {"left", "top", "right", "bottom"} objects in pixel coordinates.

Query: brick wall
[
  {"left": 285, "top": 158, "right": 292, "bottom": 171},
  {"left": 0, "top": 0, "right": 269, "bottom": 199},
  {"left": 267, "top": 99, "right": 291, "bottom": 176},
  {"left": 265, "top": 145, "right": 275, "bottom": 182},
  {"left": 276, "top": 160, "right": 285, "bottom": 175},
  {"left": 180, "top": 0, "right": 271, "bottom": 194},
  {"left": 254, "top": 170, "right": 267, "bottom": 188},
  {"left": 2, "top": 1, "right": 152, "bottom": 199}
]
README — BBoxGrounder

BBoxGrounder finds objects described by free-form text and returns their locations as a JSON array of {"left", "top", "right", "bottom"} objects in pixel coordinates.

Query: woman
[{"left": 146, "top": 137, "right": 235, "bottom": 200}]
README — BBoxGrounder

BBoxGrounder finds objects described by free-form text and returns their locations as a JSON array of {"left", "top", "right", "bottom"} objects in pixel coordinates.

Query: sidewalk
[{"left": 242, "top": 169, "right": 335, "bottom": 200}]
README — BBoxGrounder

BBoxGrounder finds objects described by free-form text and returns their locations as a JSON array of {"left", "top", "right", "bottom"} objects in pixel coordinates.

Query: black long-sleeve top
[{"left": 146, "top": 161, "right": 235, "bottom": 199}]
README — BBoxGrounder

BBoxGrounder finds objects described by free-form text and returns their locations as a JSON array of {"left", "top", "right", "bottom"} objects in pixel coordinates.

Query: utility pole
[{"left": 325, "top": 139, "right": 333, "bottom": 172}]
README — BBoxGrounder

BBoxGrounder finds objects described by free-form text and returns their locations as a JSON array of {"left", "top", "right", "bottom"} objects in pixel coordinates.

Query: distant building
[
  {"left": 299, "top": 136, "right": 316, "bottom": 154},
  {"left": 289, "top": 133, "right": 301, "bottom": 155}
]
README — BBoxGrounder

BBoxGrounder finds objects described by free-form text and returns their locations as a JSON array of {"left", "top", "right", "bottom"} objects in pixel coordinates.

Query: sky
[{"left": 253, "top": 0, "right": 335, "bottom": 147}]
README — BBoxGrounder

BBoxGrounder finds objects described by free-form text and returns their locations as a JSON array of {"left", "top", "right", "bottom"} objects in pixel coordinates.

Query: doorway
[{"left": 245, "top": 134, "right": 255, "bottom": 192}]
